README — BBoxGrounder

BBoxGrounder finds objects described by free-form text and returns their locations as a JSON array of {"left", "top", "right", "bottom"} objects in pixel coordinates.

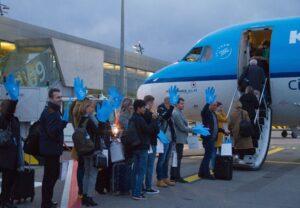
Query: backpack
[
  {"left": 23, "top": 107, "right": 55, "bottom": 156},
  {"left": 0, "top": 120, "right": 14, "bottom": 148},
  {"left": 239, "top": 111, "right": 253, "bottom": 138},
  {"left": 72, "top": 119, "right": 95, "bottom": 156},
  {"left": 23, "top": 121, "right": 41, "bottom": 156},
  {"left": 121, "top": 118, "right": 141, "bottom": 148}
]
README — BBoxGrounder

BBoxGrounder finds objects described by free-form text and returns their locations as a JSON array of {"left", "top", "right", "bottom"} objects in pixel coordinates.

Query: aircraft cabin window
[{"left": 183, "top": 46, "right": 212, "bottom": 62}]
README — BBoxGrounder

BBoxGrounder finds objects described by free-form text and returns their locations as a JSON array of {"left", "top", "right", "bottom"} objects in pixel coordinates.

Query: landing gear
[{"left": 281, "top": 130, "right": 288, "bottom": 138}]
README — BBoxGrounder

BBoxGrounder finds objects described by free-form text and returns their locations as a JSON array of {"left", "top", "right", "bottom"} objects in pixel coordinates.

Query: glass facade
[
  {"left": 103, "top": 62, "right": 153, "bottom": 97},
  {"left": 0, "top": 44, "right": 61, "bottom": 87}
]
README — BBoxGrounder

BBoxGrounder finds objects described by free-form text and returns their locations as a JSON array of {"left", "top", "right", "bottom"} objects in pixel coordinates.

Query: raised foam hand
[
  {"left": 157, "top": 130, "right": 170, "bottom": 144},
  {"left": 205, "top": 87, "right": 217, "bottom": 104},
  {"left": 74, "top": 77, "right": 87, "bottom": 101},
  {"left": 4, "top": 74, "right": 20, "bottom": 101},
  {"left": 169, "top": 85, "right": 179, "bottom": 105},
  {"left": 96, "top": 101, "right": 113, "bottom": 122},
  {"left": 108, "top": 87, "right": 123, "bottom": 110},
  {"left": 192, "top": 124, "right": 211, "bottom": 136},
  {"left": 62, "top": 97, "right": 72, "bottom": 122}
]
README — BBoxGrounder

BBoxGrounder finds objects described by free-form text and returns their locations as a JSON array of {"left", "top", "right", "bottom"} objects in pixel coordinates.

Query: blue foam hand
[
  {"left": 192, "top": 124, "right": 211, "bottom": 136},
  {"left": 168, "top": 85, "right": 179, "bottom": 105},
  {"left": 96, "top": 101, "right": 113, "bottom": 122},
  {"left": 62, "top": 98, "right": 72, "bottom": 122},
  {"left": 157, "top": 130, "right": 170, "bottom": 144},
  {"left": 205, "top": 87, "right": 217, "bottom": 104},
  {"left": 108, "top": 87, "right": 123, "bottom": 109},
  {"left": 4, "top": 74, "right": 20, "bottom": 101},
  {"left": 74, "top": 77, "right": 87, "bottom": 101}
]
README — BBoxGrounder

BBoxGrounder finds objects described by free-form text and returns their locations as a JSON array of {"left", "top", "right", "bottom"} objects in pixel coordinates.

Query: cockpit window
[
  {"left": 183, "top": 46, "right": 212, "bottom": 62},
  {"left": 184, "top": 47, "right": 202, "bottom": 62}
]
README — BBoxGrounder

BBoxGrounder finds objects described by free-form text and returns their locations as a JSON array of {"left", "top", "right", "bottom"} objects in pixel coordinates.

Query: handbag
[
  {"left": 93, "top": 150, "right": 108, "bottom": 169},
  {"left": 0, "top": 121, "right": 14, "bottom": 147},
  {"left": 110, "top": 140, "right": 125, "bottom": 163}
]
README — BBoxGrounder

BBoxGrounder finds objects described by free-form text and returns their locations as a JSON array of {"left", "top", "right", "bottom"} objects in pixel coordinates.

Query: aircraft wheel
[
  {"left": 291, "top": 132, "right": 298, "bottom": 139},
  {"left": 281, "top": 130, "right": 288, "bottom": 138}
]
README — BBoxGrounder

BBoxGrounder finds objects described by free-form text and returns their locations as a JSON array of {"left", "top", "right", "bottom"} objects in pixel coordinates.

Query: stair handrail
[
  {"left": 254, "top": 78, "right": 268, "bottom": 125},
  {"left": 226, "top": 87, "right": 239, "bottom": 118}
]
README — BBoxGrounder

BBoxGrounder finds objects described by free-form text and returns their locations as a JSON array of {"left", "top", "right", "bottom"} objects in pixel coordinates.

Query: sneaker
[
  {"left": 132, "top": 195, "right": 146, "bottom": 200},
  {"left": 156, "top": 180, "right": 168, "bottom": 187},
  {"left": 163, "top": 179, "right": 175, "bottom": 186},
  {"left": 145, "top": 188, "right": 160, "bottom": 194}
]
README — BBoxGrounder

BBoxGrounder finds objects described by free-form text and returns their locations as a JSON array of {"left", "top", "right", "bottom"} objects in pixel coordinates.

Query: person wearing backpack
[
  {"left": 39, "top": 88, "right": 70, "bottom": 208},
  {"left": 0, "top": 75, "right": 24, "bottom": 208},
  {"left": 228, "top": 101, "right": 254, "bottom": 164},
  {"left": 74, "top": 99, "right": 100, "bottom": 207}
]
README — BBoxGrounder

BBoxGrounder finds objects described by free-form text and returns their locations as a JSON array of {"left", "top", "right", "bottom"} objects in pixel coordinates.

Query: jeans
[
  {"left": 83, "top": 155, "right": 98, "bottom": 197},
  {"left": 156, "top": 142, "right": 172, "bottom": 180},
  {"left": 77, "top": 157, "right": 85, "bottom": 195},
  {"left": 42, "top": 156, "right": 60, "bottom": 208},
  {"left": 145, "top": 145, "right": 157, "bottom": 190},
  {"left": 170, "top": 143, "right": 184, "bottom": 180},
  {"left": 210, "top": 146, "right": 217, "bottom": 170},
  {"left": 132, "top": 150, "right": 148, "bottom": 197},
  {"left": 199, "top": 139, "right": 215, "bottom": 177}
]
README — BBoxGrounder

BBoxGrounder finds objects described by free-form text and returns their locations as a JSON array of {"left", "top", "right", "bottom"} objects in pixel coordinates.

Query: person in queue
[
  {"left": 156, "top": 97, "right": 176, "bottom": 187},
  {"left": 0, "top": 75, "right": 24, "bottom": 208},
  {"left": 171, "top": 98, "right": 192, "bottom": 183},
  {"left": 39, "top": 88, "right": 71, "bottom": 208},
  {"left": 77, "top": 99, "right": 100, "bottom": 206},
  {"left": 211, "top": 102, "right": 228, "bottom": 170},
  {"left": 228, "top": 101, "right": 254, "bottom": 164},
  {"left": 130, "top": 99, "right": 155, "bottom": 200},
  {"left": 143, "top": 95, "right": 160, "bottom": 194}
]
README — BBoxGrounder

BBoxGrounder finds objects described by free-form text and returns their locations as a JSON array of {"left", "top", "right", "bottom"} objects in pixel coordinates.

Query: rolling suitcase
[
  {"left": 11, "top": 168, "right": 35, "bottom": 203},
  {"left": 111, "top": 162, "right": 131, "bottom": 194},
  {"left": 214, "top": 155, "right": 233, "bottom": 180}
]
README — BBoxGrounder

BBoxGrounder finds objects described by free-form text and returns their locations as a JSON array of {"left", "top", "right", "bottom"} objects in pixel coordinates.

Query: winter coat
[
  {"left": 215, "top": 111, "right": 227, "bottom": 148},
  {"left": 239, "top": 93, "right": 259, "bottom": 122},
  {"left": 39, "top": 102, "right": 67, "bottom": 156},
  {"left": 239, "top": 65, "right": 266, "bottom": 92},
  {"left": 0, "top": 100, "right": 24, "bottom": 170},
  {"left": 172, "top": 108, "right": 192, "bottom": 144},
  {"left": 228, "top": 109, "right": 254, "bottom": 150},
  {"left": 157, "top": 103, "right": 175, "bottom": 142},
  {"left": 142, "top": 109, "right": 160, "bottom": 146}
]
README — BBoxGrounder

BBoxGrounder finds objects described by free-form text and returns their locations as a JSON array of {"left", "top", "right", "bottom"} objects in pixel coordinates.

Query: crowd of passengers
[{"left": 0, "top": 56, "right": 266, "bottom": 208}]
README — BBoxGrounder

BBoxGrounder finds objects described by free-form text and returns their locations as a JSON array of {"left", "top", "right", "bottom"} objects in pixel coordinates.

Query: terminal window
[{"left": 0, "top": 45, "right": 61, "bottom": 87}]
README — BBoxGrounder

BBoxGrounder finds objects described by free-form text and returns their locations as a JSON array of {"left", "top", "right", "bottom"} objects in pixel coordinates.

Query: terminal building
[{"left": 0, "top": 17, "right": 169, "bottom": 97}]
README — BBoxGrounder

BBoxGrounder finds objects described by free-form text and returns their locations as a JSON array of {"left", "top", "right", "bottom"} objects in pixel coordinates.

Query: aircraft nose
[{"left": 137, "top": 84, "right": 152, "bottom": 99}]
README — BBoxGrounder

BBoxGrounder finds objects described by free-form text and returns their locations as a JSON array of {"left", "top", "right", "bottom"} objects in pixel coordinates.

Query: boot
[
  {"left": 163, "top": 178, "right": 176, "bottom": 186},
  {"left": 81, "top": 195, "right": 90, "bottom": 207},
  {"left": 87, "top": 197, "right": 98, "bottom": 207},
  {"left": 156, "top": 180, "right": 168, "bottom": 188}
]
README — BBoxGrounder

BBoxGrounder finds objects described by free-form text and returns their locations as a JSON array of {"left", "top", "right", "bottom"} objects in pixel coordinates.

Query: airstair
[{"left": 227, "top": 79, "right": 272, "bottom": 170}]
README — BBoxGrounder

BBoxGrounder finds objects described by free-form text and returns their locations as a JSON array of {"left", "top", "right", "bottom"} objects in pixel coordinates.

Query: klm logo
[{"left": 289, "top": 31, "right": 300, "bottom": 44}]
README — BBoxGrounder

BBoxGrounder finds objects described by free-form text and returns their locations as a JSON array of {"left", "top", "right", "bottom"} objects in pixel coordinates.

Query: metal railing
[
  {"left": 254, "top": 78, "right": 268, "bottom": 125},
  {"left": 226, "top": 87, "right": 239, "bottom": 118}
]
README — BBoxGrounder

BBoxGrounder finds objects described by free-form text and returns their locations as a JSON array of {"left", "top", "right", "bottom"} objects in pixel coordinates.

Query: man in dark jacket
[
  {"left": 39, "top": 88, "right": 69, "bottom": 208},
  {"left": 199, "top": 102, "right": 219, "bottom": 179},
  {"left": 131, "top": 99, "right": 156, "bottom": 200},
  {"left": 143, "top": 95, "right": 160, "bottom": 194},
  {"left": 239, "top": 58, "right": 266, "bottom": 97}
]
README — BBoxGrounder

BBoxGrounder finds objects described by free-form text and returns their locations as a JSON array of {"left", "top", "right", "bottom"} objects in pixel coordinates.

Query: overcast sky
[{"left": 4, "top": 0, "right": 300, "bottom": 62}]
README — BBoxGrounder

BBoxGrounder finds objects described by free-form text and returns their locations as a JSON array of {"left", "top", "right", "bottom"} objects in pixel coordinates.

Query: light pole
[{"left": 119, "top": 0, "right": 126, "bottom": 96}]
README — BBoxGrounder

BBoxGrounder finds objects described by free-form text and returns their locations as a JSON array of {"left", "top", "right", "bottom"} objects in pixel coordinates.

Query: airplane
[{"left": 137, "top": 17, "right": 300, "bottom": 170}]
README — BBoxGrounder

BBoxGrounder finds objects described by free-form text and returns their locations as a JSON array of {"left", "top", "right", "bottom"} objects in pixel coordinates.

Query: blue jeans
[
  {"left": 199, "top": 139, "right": 215, "bottom": 177},
  {"left": 132, "top": 150, "right": 148, "bottom": 197},
  {"left": 145, "top": 145, "right": 157, "bottom": 190},
  {"left": 210, "top": 146, "right": 217, "bottom": 170},
  {"left": 77, "top": 157, "right": 85, "bottom": 195},
  {"left": 156, "top": 143, "right": 172, "bottom": 180}
]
